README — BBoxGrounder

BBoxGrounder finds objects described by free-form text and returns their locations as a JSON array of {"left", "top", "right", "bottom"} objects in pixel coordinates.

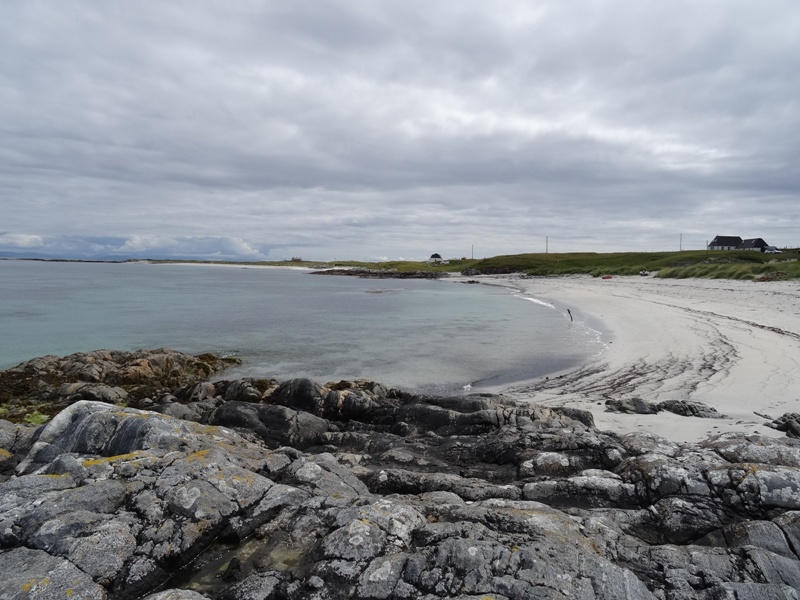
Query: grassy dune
[
  {"left": 468, "top": 250, "right": 800, "bottom": 280},
  {"left": 154, "top": 249, "right": 800, "bottom": 280},
  {"left": 349, "top": 250, "right": 800, "bottom": 280}
]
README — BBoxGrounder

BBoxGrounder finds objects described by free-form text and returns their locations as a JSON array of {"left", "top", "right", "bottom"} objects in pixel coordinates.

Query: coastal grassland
[
  {"left": 468, "top": 250, "right": 800, "bottom": 279},
  {"left": 657, "top": 261, "right": 800, "bottom": 280},
  {"left": 148, "top": 250, "right": 800, "bottom": 280},
  {"left": 293, "top": 250, "right": 798, "bottom": 279},
  {"left": 287, "top": 258, "right": 482, "bottom": 273}
]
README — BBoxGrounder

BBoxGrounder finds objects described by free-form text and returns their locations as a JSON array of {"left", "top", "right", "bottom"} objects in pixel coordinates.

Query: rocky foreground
[{"left": 2, "top": 351, "right": 800, "bottom": 599}]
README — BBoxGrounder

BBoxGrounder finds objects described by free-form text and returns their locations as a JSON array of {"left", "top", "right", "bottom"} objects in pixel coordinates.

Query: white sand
[{"left": 479, "top": 274, "right": 800, "bottom": 443}]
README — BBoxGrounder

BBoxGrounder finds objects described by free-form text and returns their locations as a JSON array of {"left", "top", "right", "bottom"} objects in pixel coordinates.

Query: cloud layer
[{"left": 2, "top": 1, "right": 798, "bottom": 260}]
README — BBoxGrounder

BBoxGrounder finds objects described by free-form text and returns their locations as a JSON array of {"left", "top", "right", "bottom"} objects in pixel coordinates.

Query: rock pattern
[{"left": 1, "top": 352, "right": 800, "bottom": 599}]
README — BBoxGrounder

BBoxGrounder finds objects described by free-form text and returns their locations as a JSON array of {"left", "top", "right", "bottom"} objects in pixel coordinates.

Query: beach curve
[{"left": 472, "top": 274, "right": 800, "bottom": 443}]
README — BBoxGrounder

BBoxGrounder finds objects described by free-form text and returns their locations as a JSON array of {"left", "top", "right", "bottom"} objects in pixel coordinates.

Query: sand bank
[{"left": 483, "top": 274, "right": 800, "bottom": 443}]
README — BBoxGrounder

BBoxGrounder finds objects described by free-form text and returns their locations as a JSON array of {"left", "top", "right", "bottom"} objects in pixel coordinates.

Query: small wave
[{"left": 515, "top": 294, "right": 556, "bottom": 309}]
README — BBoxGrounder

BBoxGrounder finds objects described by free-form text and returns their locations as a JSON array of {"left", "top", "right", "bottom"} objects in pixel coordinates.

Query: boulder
[
  {"left": 606, "top": 397, "right": 659, "bottom": 414},
  {"left": 657, "top": 399, "right": 725, "bottom": 418},
  {"left": 210, "top": 401, "right": 329, "bottom": 449},
  {"left": 768, "top": 413, "right": 800, "bottom": 438}
]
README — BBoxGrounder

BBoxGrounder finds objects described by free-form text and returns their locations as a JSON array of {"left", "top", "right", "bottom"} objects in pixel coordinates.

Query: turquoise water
[{"left": 0, "top": 260, "right": 605, "bottom": 394}]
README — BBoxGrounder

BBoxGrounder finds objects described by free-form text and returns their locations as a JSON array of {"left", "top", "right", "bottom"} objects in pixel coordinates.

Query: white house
[
  {"left": 708, "top": 235, "right": 771, "bottom": 252},
  {"left": 428, "top": 253, "right": 443, "bottom": 264},
  {"left": 708, "top": 236, "right": 742, "bottom": 251}
]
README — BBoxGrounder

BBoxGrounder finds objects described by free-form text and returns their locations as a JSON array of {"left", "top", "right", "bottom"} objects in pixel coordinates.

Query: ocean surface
[{"left": 0, "top": 260, "right": 607, "bottom": 394}]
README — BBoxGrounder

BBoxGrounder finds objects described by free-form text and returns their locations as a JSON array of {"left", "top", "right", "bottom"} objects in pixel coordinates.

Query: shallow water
[{"left": 0, "top": 260, "right": 606, "bottom": 393}]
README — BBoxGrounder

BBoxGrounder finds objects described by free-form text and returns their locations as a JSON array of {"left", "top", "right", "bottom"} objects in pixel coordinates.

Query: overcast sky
[{"left": 2, "top": 1, "right": 798, "bottom": 261}]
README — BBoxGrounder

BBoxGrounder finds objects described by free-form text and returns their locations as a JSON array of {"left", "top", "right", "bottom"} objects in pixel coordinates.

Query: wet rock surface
[{"left": 1, "top": 351, "right": 800, "bottom": 599}]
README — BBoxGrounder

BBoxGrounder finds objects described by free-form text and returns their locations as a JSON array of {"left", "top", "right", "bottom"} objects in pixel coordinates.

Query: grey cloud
[{"left": 1, "top": 1, "right": 799, "bottom": 261}]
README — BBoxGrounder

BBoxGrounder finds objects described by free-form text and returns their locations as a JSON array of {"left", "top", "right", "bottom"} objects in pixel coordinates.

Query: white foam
[{"left": 515, "top": 294, "right": 556, "bottom": 309}]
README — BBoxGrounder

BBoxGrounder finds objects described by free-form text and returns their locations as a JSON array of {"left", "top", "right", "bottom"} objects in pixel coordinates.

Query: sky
[{"left": 1, "top": 1, "right": 799, "bottom": 261}]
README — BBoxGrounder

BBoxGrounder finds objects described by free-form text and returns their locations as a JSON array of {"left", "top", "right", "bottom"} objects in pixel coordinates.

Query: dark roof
[
  {"left": 430, "top": 253, "right": 442, "bottom": 259},
  {"left": 709, "top": 235, "right": 742, "bottom": 247},
  {"left": 738, "top": 238, "right": 768, "bottom": 249}
]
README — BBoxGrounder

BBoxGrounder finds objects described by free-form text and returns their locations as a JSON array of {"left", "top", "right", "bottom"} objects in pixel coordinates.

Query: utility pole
[{"left": 546, "top": 237, "right": 548, "bottom": 254}]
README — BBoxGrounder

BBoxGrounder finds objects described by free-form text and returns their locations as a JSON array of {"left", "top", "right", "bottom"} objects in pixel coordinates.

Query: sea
[{"left": 0, "top": 260, "right": 607, "bottom": 395}]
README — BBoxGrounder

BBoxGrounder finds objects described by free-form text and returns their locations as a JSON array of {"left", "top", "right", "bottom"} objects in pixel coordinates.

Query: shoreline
[
  {"left": 4, "top": 259, "right": 799, "bottom": 444},
  {"left": 473, "top": 274, "right": 800, "bottom": 443}
]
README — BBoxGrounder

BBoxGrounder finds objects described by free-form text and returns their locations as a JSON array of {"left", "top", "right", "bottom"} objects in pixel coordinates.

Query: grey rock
[
  {"left": 698, "top": 520, "right": 795, "bottom": 558},
  {"left": 211, "top": 401, "right": 329, "bottom": 449},
  {"left": 154, "top": 401, "right": 206, "bottom": 422},
  {"left": 617, "top": 452, "right": 712, "bottom": 502},
  {"left": 647, "top": 496, "right": 731, "bottom": 544},
  {"left": 55, "top": 382, "right": 129, "bottom": 404},
  {"left": 619, "top": 431, "right": 680, "bottom": 457},
  {"left": 143, "top": 591, "right": 212, "bottom": 600},
  {"left": 222, "top": 574, "right": 281, "bottom": 600},
  {"left": 365, "top": 468, "right": 521, "bottom": 501},
  {"left": 5, "top": 352, "right": 800, "bottom": 599},
  {"left": 523, "top": 471, "right": 638, "bottom": 508},
  {"left": 0, "top": 421, "right": 37, "bottom": 478},
  {"left": 0, "top": 420, "right": 32, "bottom": 454},
  {"left": 286, "top": 453, "right": 370, "bottom": 497},
  {"left": 768, "top": 413, "right": 800, "bottom": 439},
  {"left": 701, "top": 432, "right": 800, "bottom": 467},
  {"left": 0, "top": 547, "right": 105, "bottom": 599},
  {"left": 657, "top": 398, "right": 725, "bottom": 419},
  {"left": 606, "top": 397, "right": 659, "bottom": 414},
  {"left": 357, "top": 554, "right": 408, "bottom": 599},
  {"left": 710, "top": 583, "right": 800, "bottom": 599},
  {"left": 746, "top": 548, "right": 800, "bottom": 589},
  {"left": 224, "top": 379, "right": 270, "bottom": 403}
]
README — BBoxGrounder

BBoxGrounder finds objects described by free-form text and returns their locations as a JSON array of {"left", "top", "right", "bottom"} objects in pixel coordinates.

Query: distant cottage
[
  {"left": 708, "top": 235, "right": 771, "bottom": 252},
  {"left": 708, "top": 236, "right": 742, "bottom": 251},
  {"left": 428, "top": 253, "right": 443, "bottom": 264},
  {"left": 738, "top": 238, "right": 769, "bottom": 252}
]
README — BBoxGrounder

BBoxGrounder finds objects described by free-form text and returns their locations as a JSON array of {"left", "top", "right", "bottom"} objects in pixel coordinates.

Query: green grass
[
  {"left": 23, "top": 410, "right": 49, "bottom": 425},
  {"left": 657, "top": 260, "right": 800, "bottom": 281},
  {"left": 467, "top": 250, "right": 799, "bottom": 278},
  {"left": 145, "top": 250, "right": 800, "bottom": 281}
]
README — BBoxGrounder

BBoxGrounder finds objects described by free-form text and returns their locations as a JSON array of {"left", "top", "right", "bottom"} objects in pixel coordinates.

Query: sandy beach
[{"left": 479, "top": 274, "right": 800, "bottom": 443}]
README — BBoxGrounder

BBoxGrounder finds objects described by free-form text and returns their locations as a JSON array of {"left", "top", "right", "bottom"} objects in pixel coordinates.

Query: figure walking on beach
[{"left": 567, "top": 309, "right": 573, "bottom": 322}]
